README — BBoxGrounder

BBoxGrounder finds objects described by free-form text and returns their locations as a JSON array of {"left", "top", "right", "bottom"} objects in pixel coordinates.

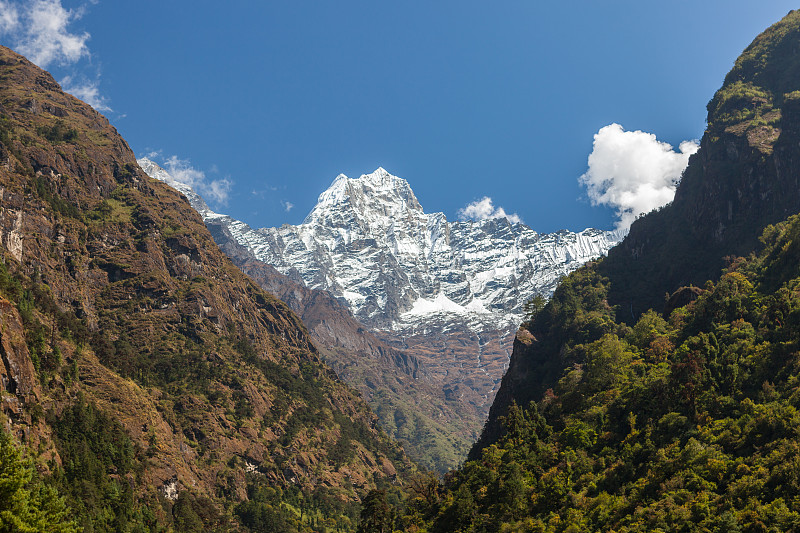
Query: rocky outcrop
[
  {"left": 476, "top": 9, "right": 800, "bottom": 455},
  {"left": 601, "top": 11, "right": 800, "bottom": 317}
]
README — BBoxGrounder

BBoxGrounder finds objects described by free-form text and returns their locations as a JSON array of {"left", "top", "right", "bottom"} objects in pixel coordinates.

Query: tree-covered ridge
[
  {"left": 398, "top": 213, "right": 800, "bottom": 531},
  {"left": 592, "top": 8, "right": 800, "bottom": 322}
]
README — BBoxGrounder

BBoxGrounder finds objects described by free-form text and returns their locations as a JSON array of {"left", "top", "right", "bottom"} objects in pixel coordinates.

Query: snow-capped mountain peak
[
  {"left": 140, "top": 158, "right": 623, "bottom": 331},
  {"left": 304, "top": 168, "right": 423, "bottom": 227},
  {"left": 140, "top": 158, "right": 624, "bottom": 415}
]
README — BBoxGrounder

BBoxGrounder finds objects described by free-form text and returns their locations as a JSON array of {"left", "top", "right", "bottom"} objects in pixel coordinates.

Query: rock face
[
  {"left": 140, "top": 159, "right": 623, "bottom": 467},
  {"left": 599, "top": 11, "right": 800, "bottom": 318}
]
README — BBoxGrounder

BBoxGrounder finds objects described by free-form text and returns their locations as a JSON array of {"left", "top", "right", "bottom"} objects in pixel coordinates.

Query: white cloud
[
  {"left": 163, "top": 155, "right": 232, "bottom": 206},
  {"left": 458, "top": 196, "right": 522, "bottom": 224},
  {"left": 580, "top": 123, "right": 699, "bottom": 230},
  {"left": 0, "top": 0, "right": 90, "bottom": 68},
  {"left": 60, "top": 76, "right": 111, "bottom": 111},
  {"left": 282, "top": 201, "right": 294, "bottom": 212},
  {"left": 0, "top": 2, "right": 20, "bottom": 34}
]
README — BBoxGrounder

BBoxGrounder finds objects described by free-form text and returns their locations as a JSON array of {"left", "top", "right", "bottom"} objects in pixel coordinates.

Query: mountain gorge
[
  {"left": 0, "top": 45, "right": 412, "bottom": 532},
  {"left": 139, "top": 159, "right": 622, "bottom": 471},
  {"left": 4, "top": 6, "right": 799, "bottom": 532}
]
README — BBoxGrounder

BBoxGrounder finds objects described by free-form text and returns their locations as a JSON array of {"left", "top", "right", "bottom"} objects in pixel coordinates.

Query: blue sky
[{"left": 1, "top": 1, "right": 798, "bottom": 232}]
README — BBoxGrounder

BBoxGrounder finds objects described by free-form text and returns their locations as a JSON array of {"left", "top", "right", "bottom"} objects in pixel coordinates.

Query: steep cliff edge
[
  {"left": 0, "top": 45, "right": 411, "bottom": 530},
  {"left": 601, "top": 10, "right": 800, "bottom": 318}
]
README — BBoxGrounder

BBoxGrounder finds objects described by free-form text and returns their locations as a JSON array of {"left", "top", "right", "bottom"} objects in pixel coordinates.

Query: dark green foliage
[
  {"left": 0, "top": 428, "right": 79, "bottom": 532},
  {"left": 357, "top": 490, "right": 393, "bottom": 533},
  {"left": 235, "top": 483, "right": 298, "bottom": 533},
  {"left": 521, "top": 294, "right": 546, "bottom": 325},
  {"left": 37, "top": 119, "right": 78, "bottom": 144},
  {"left": 46, "top": 397, "right": 158, "bottom": 532},
  {"left": 405, "top": 213, "right": 800, "bottom": 531},
  {"left": 235, "top": 476, "right": 361, "bottom": 532},
  {"left": 31, "top": 176, "right": 82, "bottom": 219},
  {"left": 171, "top": 491, "right": 223, "bottom": 532}
]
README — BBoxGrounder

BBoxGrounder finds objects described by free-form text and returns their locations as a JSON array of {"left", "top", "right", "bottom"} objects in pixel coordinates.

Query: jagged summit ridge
[
  {"left": 140, "top": 161, "right": 623, "bottom": 332},
  {"left": 248, "top": 167, "right": 624, "bottom": 330},
  {"left": 305, "top": 167, "right": 423, "bottom": 227}
]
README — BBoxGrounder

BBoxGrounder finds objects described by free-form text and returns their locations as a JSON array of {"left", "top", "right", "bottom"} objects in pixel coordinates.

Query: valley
[
  {"left": 139, "top": 158, "right": 621, "bottom": 471},
  {"left": 2, "top": 5, "right": 800, "bottom": 533}
]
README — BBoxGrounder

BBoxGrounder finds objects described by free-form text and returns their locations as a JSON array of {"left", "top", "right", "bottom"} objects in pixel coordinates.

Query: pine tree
[
  {"left": 357, "top": 489, "right": 392, "bottom": 533},
  {"left": 0, "top": 429, "right": 79, "bottom": 532}
]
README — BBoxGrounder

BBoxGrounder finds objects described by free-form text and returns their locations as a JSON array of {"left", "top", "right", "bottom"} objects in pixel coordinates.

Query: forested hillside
[
  {"left": 401, "top": 214, "right": 800, "bottom": 530},
  {"left": 385, "top": 9, "right": 800, "bottom": 533}
]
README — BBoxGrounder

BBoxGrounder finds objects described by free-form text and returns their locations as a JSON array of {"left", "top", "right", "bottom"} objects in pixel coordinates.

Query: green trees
[
  {"left": 394, "top": 213, "right": 800, "bottom": 531},
  {"left": 357, "top": 490, "right": 393, "bottom": 533},
  {"left": 0, "top": 429, "right": 78, "bottom": 533}
]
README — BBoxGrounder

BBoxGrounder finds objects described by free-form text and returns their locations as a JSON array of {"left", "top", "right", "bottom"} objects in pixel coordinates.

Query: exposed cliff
[{"left": 600, "top": 9, "right": 800, "bottom": 318}]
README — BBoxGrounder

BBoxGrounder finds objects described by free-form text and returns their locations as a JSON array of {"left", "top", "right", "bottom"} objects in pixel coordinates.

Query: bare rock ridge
[{"left": 139, "top": 158, "right": 623, "bottom": 469}]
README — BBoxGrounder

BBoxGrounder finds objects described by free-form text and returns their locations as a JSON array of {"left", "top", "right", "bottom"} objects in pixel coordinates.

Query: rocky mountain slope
[
  {"left": 599, "top": 11, "right": 800, "bottom": 319},
  {"left": 475, "top": 2, "right": 800, "bottom": 469},
  {"left": 0, "top": 45, "right": 412, "bottom": 531},
  {"left": 478, "top": 9, "right": 800, "bottom": 457}
]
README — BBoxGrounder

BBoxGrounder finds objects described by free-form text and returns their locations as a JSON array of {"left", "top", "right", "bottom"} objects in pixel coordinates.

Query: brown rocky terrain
[{"left": 0, "top": 45, "right": 412, "bottom": 528}]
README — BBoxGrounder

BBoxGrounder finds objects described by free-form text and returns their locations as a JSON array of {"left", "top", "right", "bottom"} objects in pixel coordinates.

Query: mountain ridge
[
  {"left": 140, "top": 158, "right": 623, "bottom": 471},
  {"left": 388, "top": 10, "right": 800, "bottom": 531},
  {"left": 0, "top": 44, "right": 412, "bottom": 531},
  {"left": 478, "top": 8, "right": 800, "bottom": 453}
]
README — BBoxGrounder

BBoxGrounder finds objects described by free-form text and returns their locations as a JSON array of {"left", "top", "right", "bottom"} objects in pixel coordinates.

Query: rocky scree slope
[
  {"left": 159, "top": 165, "right": 622, "bottom": 447},
  {"left": 139, "top": 158, "right": 478, "bottom": 472},
  {"left": 476, "top": 8, "right": 800, "bottom": 454},
  {"left": 0, "top": 45, "right": 411, "bottom": 529}
]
